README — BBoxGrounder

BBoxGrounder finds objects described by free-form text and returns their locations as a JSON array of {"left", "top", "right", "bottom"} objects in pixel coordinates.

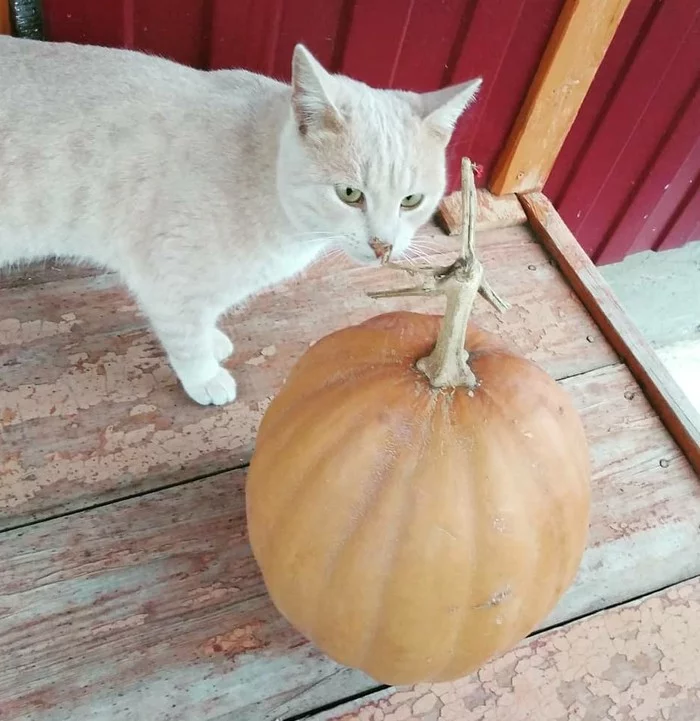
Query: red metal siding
[
  {"left": 41, "top": 0, "right": 699, "bottom": 262},
  {"left": 42, "top": 0, "right": 565, "bottom": 194},
  {"left": 545, "top": 0, "right": 700, "bottom": 263}
]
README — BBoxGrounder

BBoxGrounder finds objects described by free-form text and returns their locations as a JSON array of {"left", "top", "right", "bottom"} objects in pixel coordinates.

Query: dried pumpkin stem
[
  {"left": 416, "top": 262, "right": 482, "bottom": 388},
  {"left": 368, "top": 157, "right": 508, "bottom": 390},
  {"left": 416, "top": 159, "right": 482, "bottom": 389}
]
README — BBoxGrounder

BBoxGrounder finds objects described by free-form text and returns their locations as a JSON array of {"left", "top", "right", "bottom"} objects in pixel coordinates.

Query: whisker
[
  {"left": 405, "top": 248, "right": 433, "bottom": 264},
  {"left": 411, "top": 239, "right": 451, "bottom": 250},
  {"left": 409, "top": 243, "right": 453, "bottom": 257}
]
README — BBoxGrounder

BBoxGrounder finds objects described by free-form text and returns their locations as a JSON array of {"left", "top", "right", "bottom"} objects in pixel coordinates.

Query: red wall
[
  {"left": 42, "top": 0, "right": 699, "bottom": 263},
  {"left": 545, "top": 0, "right": 700, "bottom": 263},
  {"left": 42, "top": 0, "right": 565, "bottom": 201}
]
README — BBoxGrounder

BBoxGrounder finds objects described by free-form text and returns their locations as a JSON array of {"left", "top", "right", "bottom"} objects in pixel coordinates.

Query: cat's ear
[
  {"left": 291, "top": 44, "right": 343, "bottom": 136},
  {"left": 419, "top": 78, "right": 482, "bottom": 139}
]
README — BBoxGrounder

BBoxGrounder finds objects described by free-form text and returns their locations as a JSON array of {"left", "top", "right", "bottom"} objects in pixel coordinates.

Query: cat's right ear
[
  {"left": 291, "top": 44, "right": 343, "bottom": 136},
  {"left": 418, "top": 78, "right": 483, "bottom": 140}
]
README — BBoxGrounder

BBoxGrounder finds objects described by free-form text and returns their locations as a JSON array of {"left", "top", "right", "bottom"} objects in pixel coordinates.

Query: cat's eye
[
  {"left": 335, "top": 185, "right": 364, "bottom": 205},
  {"left": 401, "top": 193, "right": 424, "bottom": 210}
]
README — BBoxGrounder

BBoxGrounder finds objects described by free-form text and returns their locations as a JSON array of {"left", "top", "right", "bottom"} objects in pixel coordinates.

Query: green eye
[
  {"left": 401, "top": 193, "right": 424, "bottom": 209},
  {"left": 335, "top": 185, "right": 364, "bottom": 205}
]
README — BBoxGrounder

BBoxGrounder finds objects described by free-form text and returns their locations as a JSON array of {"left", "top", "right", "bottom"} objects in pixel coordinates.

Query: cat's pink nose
[{"left": 369, "top": 238, "right": 393, "bottom": 264}]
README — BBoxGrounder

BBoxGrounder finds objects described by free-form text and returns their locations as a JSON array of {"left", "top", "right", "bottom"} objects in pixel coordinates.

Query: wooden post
[
  {"left": 490, "top": 0, "right": 632, "bottom": 196},
  {"left": 1, "top": 1, "right": 11, "bottom": 34}
]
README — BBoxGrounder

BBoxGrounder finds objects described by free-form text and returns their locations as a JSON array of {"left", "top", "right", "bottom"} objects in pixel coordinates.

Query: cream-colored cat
[{"left": 0, "top": 36, "right": 480, "bottom": 405}]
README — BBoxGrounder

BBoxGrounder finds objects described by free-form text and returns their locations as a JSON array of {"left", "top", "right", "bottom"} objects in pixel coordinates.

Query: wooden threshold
[{"left": 520, "top": 192, "right": 700, "bottom": 476}]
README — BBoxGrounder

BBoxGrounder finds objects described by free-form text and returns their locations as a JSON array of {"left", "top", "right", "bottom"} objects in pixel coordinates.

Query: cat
[{"left": 0, "top": 36, "right": 481, "bottom": 405}]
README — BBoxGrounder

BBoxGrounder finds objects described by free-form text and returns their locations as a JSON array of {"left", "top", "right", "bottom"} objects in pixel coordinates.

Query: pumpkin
[{"left": 245, "top": 161, "right": 590, "bottom": 685}]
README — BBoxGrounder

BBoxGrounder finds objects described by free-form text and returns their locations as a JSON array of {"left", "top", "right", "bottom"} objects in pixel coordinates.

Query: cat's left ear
[
  {"left": 419, "top": 78, "right": 482, "bottom": 139},
  {"left": 291, "top": 44, "right": 343, "bottom": 136}
]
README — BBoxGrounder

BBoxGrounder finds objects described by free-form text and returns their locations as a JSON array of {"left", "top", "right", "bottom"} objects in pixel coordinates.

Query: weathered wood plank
[
  {"left": 0, "top": 223, "right": 618, "bottom": 529},
  {"left": 490, "top": 0, "right": 633, "bottom": 194},
  {"left": 435, "top": 189, "right": 527, "bottom": 236},
  {"left": 314, "top": 576, "right": 700, "bottom": 721},
  {"left": 1, "top": 362, "right": 698, "bottom": 721},
  {"left": 521, "top": 191, "right": 700, "bottom": 476}
]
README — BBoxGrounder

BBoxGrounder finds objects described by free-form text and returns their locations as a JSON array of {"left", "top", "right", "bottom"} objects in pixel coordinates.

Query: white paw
[
  {"left": 212, "top": 328, "right": 234, "bottom": 361},
  {"left": 183, "top": 367, "right": 238, "bottom": 406}
]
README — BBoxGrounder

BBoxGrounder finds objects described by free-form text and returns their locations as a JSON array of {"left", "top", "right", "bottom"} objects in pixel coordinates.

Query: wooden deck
[{"left": 1, "top": 195, "right": 699, "bottom": 720}]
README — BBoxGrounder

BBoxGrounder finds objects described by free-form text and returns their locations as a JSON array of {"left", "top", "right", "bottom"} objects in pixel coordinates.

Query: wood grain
[
  {"left": 315, "top": 576, "right": 700, "bottom": 721},
  {"left": 435, "top": 189, "right": 527, "bottom": 236},
  {"left": 490, "top": 0, "right": 633, "bottom": 195},
  {"left": 0, "top": 224, "right": 618, "bottom": 529},
  {"left": 520, "top": 192, "right": 700, "bottom": 476},
  {"left": 1, "top": 362, "right": 699, "bottom": 721}
]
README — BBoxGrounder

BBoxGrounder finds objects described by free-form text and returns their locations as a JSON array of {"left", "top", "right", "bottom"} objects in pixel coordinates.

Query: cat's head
[{"left": 277, "top": 44, "right": 481, "bottom": 265}]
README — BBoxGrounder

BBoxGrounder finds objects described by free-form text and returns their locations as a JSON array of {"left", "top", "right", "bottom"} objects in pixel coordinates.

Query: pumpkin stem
[
  {"left": 416, "top": 159, "right": 483, "bottom": 390},
  {"left": 368, "top": 158, "right": 508, "bottom": 389},
  {"left": 416, "top": 260, "right": 482, "bottom": 389}
]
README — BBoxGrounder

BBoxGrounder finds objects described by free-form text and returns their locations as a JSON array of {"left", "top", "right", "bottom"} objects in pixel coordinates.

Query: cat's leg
[
  {"left": 142, "top": 300, "right": 237, "bottom": 406},
  {"left": 211, "top": 327, "right": 234, "bottom": 362}
]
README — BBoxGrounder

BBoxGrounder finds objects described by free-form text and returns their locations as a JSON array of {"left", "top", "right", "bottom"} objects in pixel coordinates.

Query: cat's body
[{"left": 0, "top": 36, "right": 480, "bottom": 405}]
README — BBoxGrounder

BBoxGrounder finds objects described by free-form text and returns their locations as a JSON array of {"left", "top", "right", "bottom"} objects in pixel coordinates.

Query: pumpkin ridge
[
  {"left": 358, "top": 389, "right": 442, "bottom": 671},
  {"left": 314, "top": 382, "right": 436, "bottom": 666},
  {"left": 450, "top": 370, "right": 550, "bottom": 671},
  {"left": 254, "top": 372, "right": 408, "bottom": 558},
  {"left": 258, "top": 348, "right": 412, "bottom": 444},
  {"left": 427, "top": 398, "right": 484, "bottom": 681},
  {"left": 257, "top": 407, "right": 398, "bottom": 634},
  {"left": 254, "top": 363, "right": 399, "bottom": 463},
  {"left": 456, "top": 366, "right": 586, "bottom": 648},
  {"left": 465, "top": 371, "right": 545, "bottom": 606}
]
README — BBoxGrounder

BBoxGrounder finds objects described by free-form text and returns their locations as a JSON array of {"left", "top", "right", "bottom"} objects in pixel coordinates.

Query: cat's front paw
[
  {"left": 212, "top": 328, "right": 234, "bottom": 361},
  {"left": 183, "top": 367, "right": 238, "bottom": 406}
]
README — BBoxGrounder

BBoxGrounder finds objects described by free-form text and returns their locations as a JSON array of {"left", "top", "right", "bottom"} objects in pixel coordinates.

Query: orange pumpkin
[{"left": 246, "top": 310, "right": 590, "bottom": 685}]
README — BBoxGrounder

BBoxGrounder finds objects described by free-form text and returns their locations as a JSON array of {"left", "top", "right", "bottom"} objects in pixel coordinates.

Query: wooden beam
[
  {"left": 520, "top": 191, "right": 700, "bottom": 476},
  {"left": 490, "top": 0, "right": 632, "bottom": 195},
  {"left": 1, "top": 1, "right": 11, "bottom": 34}
]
